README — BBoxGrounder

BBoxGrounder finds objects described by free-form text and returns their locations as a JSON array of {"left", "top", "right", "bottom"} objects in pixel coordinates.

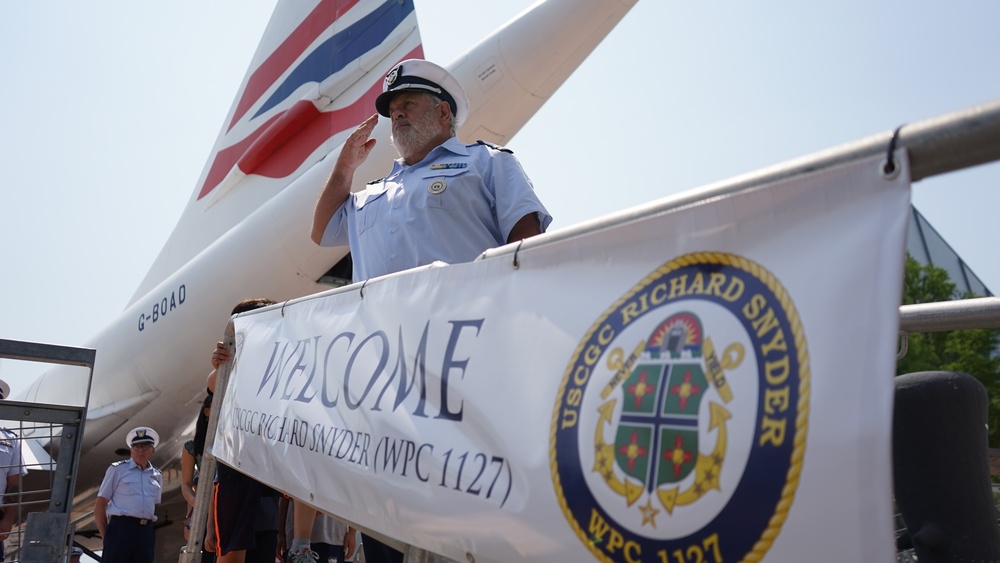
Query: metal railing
[
  {"left": 0, "top": 340, "right": 94, "bottom": 563},
  {"left": 900, "top": 297, "right": 1000, "bottom": 332},
  {"left": 481, "top": 99, "right": 1000, "bottom": 261}
]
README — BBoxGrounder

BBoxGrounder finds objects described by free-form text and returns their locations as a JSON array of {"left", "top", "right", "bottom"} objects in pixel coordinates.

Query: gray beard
[{"left": 391, "top": 112, "right": 440, "bottom": 157}]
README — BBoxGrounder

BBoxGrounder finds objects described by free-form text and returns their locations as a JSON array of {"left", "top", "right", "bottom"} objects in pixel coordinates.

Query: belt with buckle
[{"left": 113, "top": 515, "right": 153, "bottom": 526}]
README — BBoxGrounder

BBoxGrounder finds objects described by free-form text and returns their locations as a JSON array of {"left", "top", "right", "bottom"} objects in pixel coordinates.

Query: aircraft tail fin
[{"left": 129, "top": 0, "right": 421, "bottom": 304}]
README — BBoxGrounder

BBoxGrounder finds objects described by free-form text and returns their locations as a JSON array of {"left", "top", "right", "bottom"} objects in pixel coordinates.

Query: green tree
[{"left": 897, "top": 256, "right": 1000, "bottom": 447}]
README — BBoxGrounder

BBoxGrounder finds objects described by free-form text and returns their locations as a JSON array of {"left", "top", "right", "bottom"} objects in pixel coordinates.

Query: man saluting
[
  {"left": 94, "top": 426, "right": 162, "bottom": 563},
  {"left": 311, "top": 58, "right": 551, "bottom": 282}
]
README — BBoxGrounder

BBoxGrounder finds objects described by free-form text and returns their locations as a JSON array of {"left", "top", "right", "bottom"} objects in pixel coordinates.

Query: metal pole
[
  {"left": 476, "top": 99, "right": 1000, "bottom": 341},
  {"left": 899, "top": 297, "right": 1000, "bottom": 333},
  {"left": 479, "top": 98, "right": 1000, "bottom": 260},
  {"left": 179, "top": 322, "right": 235, "bottom": 563},
  {"left": 0, "top": 340, "right": 96, "bottom": 368},
  {"left": 904, "top": 99, "right": 1000, "bottom": 182}
]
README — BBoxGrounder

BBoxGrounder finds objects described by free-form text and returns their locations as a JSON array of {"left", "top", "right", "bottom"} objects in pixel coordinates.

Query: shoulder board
[
  {"left": 475, "top": 140, "right": 513, "bottom": 154},
  {"left": 111, "top": 459, "right": 129, "bottom": 466},
  {"left": 366, "top": 176, "right": 387, "bottom": 185}
]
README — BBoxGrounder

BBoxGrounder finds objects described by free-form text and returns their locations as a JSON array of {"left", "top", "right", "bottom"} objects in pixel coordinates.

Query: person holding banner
[
  {"left": 205, "top": 298, "right": 282, "bottom": 563},
  {"left": 310, "top": 58, "right": 552, "bottom": 281}
]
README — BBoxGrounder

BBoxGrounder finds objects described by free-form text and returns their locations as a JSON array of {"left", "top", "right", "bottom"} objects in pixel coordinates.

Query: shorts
[{"left": 214, "top": 471, "right": 266, "bottom": 555}]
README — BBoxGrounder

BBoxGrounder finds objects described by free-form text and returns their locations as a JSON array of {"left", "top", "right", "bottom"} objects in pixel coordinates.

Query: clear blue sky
[{"left": 2, "top": 0, "right": 999, "bottom": 390}]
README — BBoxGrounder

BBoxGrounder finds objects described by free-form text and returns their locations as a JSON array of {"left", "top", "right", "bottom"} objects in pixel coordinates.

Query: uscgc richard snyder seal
[{"left": 551, "top": 252, "right": 810, "bottom": 563}]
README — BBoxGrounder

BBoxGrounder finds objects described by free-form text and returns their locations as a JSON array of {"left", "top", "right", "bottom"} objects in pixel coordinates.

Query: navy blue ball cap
[{"left": 375, "top": 59, "right": 469, "bottom": 127}]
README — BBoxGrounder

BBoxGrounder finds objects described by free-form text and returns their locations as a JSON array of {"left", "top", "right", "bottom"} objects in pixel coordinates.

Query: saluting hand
[
  {"left": 311, "top": 114, "right": 380, "bottom": 245},
  {"left": 337, "top": 114, "right": 379, "bottom": 172}
]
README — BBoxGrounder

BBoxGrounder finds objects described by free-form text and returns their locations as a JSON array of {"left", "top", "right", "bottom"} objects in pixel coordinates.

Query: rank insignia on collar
[{"left": 429, "top": 163, "right": 467, "bottom": 170}]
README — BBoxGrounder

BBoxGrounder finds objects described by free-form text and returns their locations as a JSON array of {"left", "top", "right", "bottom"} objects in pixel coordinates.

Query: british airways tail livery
[
  {"left": 14, "top": 0, "right": 637, "bottom": 538},
  {"left": 133, "top": 0, "right": 424, "bottom": 303}
]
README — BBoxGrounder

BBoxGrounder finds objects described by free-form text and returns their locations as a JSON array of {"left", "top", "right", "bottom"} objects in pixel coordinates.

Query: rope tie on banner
[
  {"left": 359, "top": 278, "right": 369, "bottom": 299},
  {"left": 512, "top": 239, "right": 524, "bottom": 270},
  {"left": 881, "top": 124, "right": 905, "bottom": 180},
  {"left": 280, "top": 300, "right": 288, "bottom": 317}
]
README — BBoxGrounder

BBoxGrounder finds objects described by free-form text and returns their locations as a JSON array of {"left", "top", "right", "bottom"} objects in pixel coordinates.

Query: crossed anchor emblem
[{"left": 594, "top": 336, "right": 744, "bottom": 526}]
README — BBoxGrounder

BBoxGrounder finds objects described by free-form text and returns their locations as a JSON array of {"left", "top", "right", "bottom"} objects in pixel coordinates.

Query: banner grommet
[{"left": 881, "top": 124, "right": 905, "bottom": 180}]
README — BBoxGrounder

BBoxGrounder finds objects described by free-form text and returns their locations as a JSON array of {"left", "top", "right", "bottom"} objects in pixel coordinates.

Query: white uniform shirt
[
  {"left": 0, "top": 428, "right": 27, "bottom": 497},
  {"left": 97, "top": 458, "right": 162, "bottom": 520},
  {"left": 322, "top": 137, "right": 552, "bottom": 280}
]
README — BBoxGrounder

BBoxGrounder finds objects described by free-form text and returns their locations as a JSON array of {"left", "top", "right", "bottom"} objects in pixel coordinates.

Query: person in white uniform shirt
[
  {"left": 311, "top": 58, "right": 552, "bottom": 282},
  {"left": 311, "top": 57, "right": 552, "bottom": 563},
  {"left": 0, "top": 379, "right": 27, "bottom": 562},
  {"left": 94, "top": 426, "right": 162, "bottom": 563}
]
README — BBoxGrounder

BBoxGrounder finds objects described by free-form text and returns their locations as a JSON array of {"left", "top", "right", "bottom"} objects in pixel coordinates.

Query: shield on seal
[{"left": 614, "top": 312, "right": 709, "bottom": 491}]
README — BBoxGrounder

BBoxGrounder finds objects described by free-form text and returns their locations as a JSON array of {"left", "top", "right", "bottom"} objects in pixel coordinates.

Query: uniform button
[
  {"left": 390, "top": 254, "right": 396, "bottom": 259},
  {"left": 390, "top": 228, "right": 397, "bottom": 233}
]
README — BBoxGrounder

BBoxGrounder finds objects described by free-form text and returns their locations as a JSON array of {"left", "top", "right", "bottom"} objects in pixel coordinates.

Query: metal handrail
[
  {"left": 480, "top": 99, "right": 1000, "bottom": 260},
  {"left": 900, "top": 297, "right": 1000, "bottom": 333}
]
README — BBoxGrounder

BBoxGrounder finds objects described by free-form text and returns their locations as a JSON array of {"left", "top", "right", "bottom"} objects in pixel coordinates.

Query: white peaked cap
[
  {"left": 375, "top": 59, "right": 470, "bottom": 128},
  {"left": 126, "top": 426, "right": 160, "bottom": 448}
]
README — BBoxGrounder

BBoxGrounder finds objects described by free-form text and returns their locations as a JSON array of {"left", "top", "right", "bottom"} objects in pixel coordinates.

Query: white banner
[{"left": 214, "top": 154, "right": 910, "bottom": 562}]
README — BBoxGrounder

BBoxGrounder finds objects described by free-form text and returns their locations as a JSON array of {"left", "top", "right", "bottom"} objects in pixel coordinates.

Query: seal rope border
[{"left": 549, "top": 251, "right": 811, "bottom": 563}]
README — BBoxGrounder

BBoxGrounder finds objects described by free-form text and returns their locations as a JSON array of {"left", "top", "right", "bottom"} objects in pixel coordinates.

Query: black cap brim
[{"left": 375, "top": 78, "right": 457, "bottom": 119}]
